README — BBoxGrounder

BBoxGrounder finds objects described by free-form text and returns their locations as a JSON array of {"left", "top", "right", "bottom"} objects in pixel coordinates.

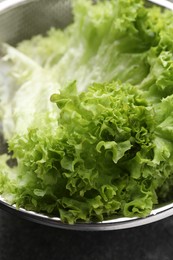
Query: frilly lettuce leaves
[{"left": 1, "top": 0, "right": 173, "bottom": 223}]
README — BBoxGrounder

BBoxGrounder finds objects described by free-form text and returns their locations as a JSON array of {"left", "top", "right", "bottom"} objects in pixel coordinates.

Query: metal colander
[
  {"left": 0, "top": 0, "right": 73, "bottom": 45},
  {"left": 0, "top": 0, "right": 173, "bottom": 46},
  {"left": 1, "top": 0, "right": 173, "bottom": 231}
]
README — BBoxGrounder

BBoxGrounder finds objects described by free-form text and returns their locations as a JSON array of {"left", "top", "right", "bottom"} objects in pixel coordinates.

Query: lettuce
[
  {"left": 0, "top": 44, "right": 60, "bottom": 139},
  {"left": 5, "top": 81, "right": 155, "bottom": 222},
  {"left": 1, "top": 0, "right": 173, "bottom": 223}
]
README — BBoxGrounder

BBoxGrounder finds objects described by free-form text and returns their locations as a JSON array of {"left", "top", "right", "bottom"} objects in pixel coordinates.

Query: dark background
[
  {"left": 1, "top": 0, "right": 173, "bottom": 259},
  {"left": 0, "top": 208, "right": 172, "bottom": 260}
]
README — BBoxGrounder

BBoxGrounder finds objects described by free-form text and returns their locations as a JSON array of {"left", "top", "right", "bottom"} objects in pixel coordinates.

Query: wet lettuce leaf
[{"left": 1, "top": 0, "right": 173, "bottom": 223}]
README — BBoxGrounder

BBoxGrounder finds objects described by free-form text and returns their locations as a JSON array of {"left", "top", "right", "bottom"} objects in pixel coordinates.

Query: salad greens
[{"left": 1, "top": 0, "right": 173, "bottom": 223}]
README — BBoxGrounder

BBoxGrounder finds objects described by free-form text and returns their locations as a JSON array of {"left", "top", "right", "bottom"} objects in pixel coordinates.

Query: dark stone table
[{"left": 0, "top": 208, "right": 172, "bottom": 260}]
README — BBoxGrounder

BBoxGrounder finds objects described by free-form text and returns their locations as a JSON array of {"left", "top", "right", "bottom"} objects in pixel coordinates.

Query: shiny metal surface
[
  {"left": 0, "top": 0, "right": 73, "bottom": 44},
  {"left": 0, "top": 0, "right": 173, "bottom": 231},
  {"left": 148, "top": 0, "right": 173, "bottom": 9},
  {"left": 1, "top": 195, "right": 173, "bottom": 231}
]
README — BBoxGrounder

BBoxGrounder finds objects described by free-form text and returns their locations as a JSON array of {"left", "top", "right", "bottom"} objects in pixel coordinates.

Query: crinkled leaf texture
[
  {"left": 0, "top": 81, "right": 163, "bottom": 223},
  {"left": 1, "top": 0, "right": 173, "bottom": 223}
]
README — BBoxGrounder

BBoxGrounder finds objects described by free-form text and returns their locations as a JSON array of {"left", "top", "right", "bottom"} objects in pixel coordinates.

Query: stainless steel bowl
[{"left": 0, "top": 0, "right": 173, "bottom": 231}]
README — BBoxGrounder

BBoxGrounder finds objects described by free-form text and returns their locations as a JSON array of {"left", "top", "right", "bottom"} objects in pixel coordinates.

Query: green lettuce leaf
[
  {"left": 0, "top": 44, "right": 60, "bottom": 139},
  {"left": 1, "top": 0, "right": 173, "bottom": 224},
  {"left": 4, "top": 81, "right": 156, "bottom": 223}
]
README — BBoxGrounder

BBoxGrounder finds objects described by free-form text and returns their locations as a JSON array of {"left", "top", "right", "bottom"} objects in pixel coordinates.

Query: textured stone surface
[{"left": 0, "top": 208, "right": 173, "bottom": 260}]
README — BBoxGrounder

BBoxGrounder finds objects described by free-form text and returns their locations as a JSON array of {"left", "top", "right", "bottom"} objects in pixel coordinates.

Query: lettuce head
[{"left": 1, "top": 0, "right": 173, "bottom": 224}]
